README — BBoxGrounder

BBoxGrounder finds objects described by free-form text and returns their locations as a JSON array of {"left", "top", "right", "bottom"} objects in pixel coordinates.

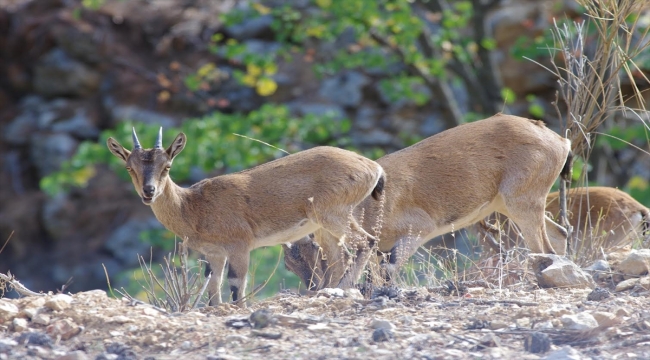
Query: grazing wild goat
[
  {"left": 479, "top": 186, "right": 650, "bottom": 254},
  {"left": 284, "top": 114, "right": 572, "bottom": 290},
  {"left": 107, "top": 128, "right": 385, "bottom": 304}
]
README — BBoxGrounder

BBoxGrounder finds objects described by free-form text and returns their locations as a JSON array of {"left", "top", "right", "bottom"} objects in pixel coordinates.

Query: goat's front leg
[
  {"left": 205, "top": 254, "right": 227, "bottom": 305},
  {"left": 227, "top": 252, "right": 250, "bottom": 304}
]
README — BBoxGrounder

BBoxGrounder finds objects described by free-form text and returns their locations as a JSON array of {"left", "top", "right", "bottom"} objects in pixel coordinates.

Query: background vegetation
[{"left": 1, "top": 0, "right": 649, "bottom": 301}]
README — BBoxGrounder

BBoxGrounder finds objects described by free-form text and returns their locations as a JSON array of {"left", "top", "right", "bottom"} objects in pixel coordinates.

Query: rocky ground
[
  {"left": 0, "top": 283, "right": 649, "bottom": 360},
  {"left": 1, "top": 248, "right": 650, "bottom": 360}
]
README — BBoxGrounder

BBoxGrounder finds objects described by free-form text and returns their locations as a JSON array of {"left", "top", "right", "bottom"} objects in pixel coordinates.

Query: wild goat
[
  {"left": 479, "top": 186, "right": 650, "bottom": 254},
  {"left": 107, "top": 128, "right": 385, "bottom": 304},
  {"left": 284, "top": 114, "right": 572, "bottom": 289}
]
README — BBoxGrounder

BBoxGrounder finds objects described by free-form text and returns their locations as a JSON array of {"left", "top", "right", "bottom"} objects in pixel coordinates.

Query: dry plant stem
[
  {"left": 0, "top": 272, "right": 43, "bottom": 297},
  {"left": 0, "top": 231, "right": 13, "bottom": 255}
]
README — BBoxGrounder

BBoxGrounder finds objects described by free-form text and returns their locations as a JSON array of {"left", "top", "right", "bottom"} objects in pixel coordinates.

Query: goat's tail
[
  {"left": 560, "top": 150, "right": 574, "bottom": 182},
  {"left": 371, "top": 170, "right": 386, "bottom": 201}
]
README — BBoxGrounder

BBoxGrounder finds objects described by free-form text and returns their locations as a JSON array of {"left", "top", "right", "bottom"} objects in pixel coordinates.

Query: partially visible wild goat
[
  {"left": 480, "top": 186, "right": 650, "bottom": 254},
  {"left": 107, "top": 128, "right": 385, "bottom": 304},
  {"left": 284, "top": 114, "right": 572, "bottom": 290}
]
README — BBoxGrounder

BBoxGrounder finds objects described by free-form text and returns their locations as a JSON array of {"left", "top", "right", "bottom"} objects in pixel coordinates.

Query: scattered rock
[
  {"left": 225, "top": 317, "right": 250, "bottom": 329},
  {"left": 371, "top": 286, "right": 401, "bottom": 300},
  {"left": 490, "top": 320, "right": 509, "bottom": 330},
  {"left": 0, "top": 300, "right": 19, "bottom": 321},
  {"left": 317, "top": 288, "right": 345, "bottom": 298},
  {"left": 33, "top": 49, "right": 101, "bottom": 97},
  {"left": 591, "top": 312, "right": 619, "bottom": 328},
  {"left": 104, "top": 342, "right": 137, "bottom": 360},
  {"left": 32, "top": 313, "right": 51, "bottom": 326},
  {"left": 46, "top": 319, "right": 82, "bottom": 340},
  {"left": 515, "top": 317, "right": 531, "bottom": 328},
  {"left": 531, "top": 254, "right": 595, "bottom": 289},
  {"left": 0, "top": 338, "right": 18, "bottom": 353},
  {"left": 583, "top": 259, "right": 611, "bottom": 281},
  {"left": 615, "top": 307, "right": 631, "bottom": 317},
  {"left": 615, "top": 277, "right": 640, "bottom": 292},
  {"left": 372, "top": 327, "right": 393, "bottom": 342},
  {"left": 524, "top": 332, "right": 551, "bottom": 354},
  {"left": 16, "top": 331, "right": 53, "bottom": 347},
  {"left": 476, "top": 333, "right": 501, "bottom": 349},
  {"left": 56, "top": 350, "right": 89, "bottom": 360},
  {"left": 370, "top": 319, "right": 396, "bottom": 331},
  {"left": 560, "top": 312, "right": 599, "bottom": 331},
  {"left": 30, "top": 132, "right": 79, "bottom": 177},
  {"left": 617, "top": 249, "right": 650, "bottom": 276},
  {"left": 12, "top": 318, "right": 29, "bottom": 332},
  {"left": 251, "top": 330, "right": 282, "bottom": 339},
  {"left": 45, "top": 294, "right": 74, "bottom": 311},
  {"left": 343, "top": 288, "right": 363, "bottom": 299},
  {"left": 249, "top": 309, "right": 273, "bottom": 329},
  {"left": 319, "top": 71, "right": 369, "bottom": 108},
  {"left": 542, "top": 346, "right": 586, "bottom": 360},
  {"left": 586, "top": 287, "right": 611, "bottom": 301}
]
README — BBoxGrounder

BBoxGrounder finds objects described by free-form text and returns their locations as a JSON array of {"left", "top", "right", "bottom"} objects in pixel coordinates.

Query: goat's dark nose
[{"left": 143, "top": 185, "right": 156, "bottom": 197}]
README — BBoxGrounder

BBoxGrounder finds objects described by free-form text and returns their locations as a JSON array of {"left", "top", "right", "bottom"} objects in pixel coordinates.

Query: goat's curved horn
[
  {"left": 132, "top": 127, "right": 142, "bottom": 149},
  {"left": 155, "top": 127, "right": 163, "bottom": 149}
]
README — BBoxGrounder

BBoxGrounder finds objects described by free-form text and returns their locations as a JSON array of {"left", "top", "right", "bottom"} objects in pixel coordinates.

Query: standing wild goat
[
  {"left": 479, "top": 186, "right": 650, "bottom": 254},
  {"left": 284, "top": 114, "right": 572, "bottom": 290},
  {"left": 107, "top": 128, "right": 385, "bottom": 304}
]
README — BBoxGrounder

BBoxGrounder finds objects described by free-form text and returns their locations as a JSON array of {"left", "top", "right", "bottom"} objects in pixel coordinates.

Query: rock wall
[{"left": 0, "top": 0, "right": 647, "bottom": 294}]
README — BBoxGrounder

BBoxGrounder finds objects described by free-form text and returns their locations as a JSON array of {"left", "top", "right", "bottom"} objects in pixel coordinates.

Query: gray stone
[
  {"left": 531, "top": 254, "right": 595, "bottom": 289},
  {"left": 107, "top": 100, "right": 177, "bottom": 128},
  {"left": 319, "top": 71, "right": 369, "bottom": 108},
  {"left": 45, "top": 294, "right": 74, "bottom": 311},
  {"left": 0, "top": 300, "right": 19, "bottom": 321},
  {"left": 51, "top": 108, "right": 100, "bottom": 139},
  {"left": 542, "top": 346, "right": 587, "bottom": 360},
  {"left": 583, "top": 259, "right": 610, "bottom": 281},
  {"left": 290, "top": 103, "right": 345, "bottom": 120},
  {"left": 355, "top": 107, "right": 378, "bottom": 130},
  {"left": 617, "top": 249, "right": 650, "bottom": 276},
  {"left": 30, "top": 133, "right": 79, "bottom": 177},
  {"left": 371, "top": 319, "right": 396, "bottom": 331},
  {"left": 42, "top": 193, "right": 74, "bottom": 240},
  {"left": 33, "top": 49, "right": 101, "bottom": 97},
  {"left": 420, "top": 114, "right": 446, "bottom": 137},
  {"left": 56, "top": 350, "right": 89, "bottom": 360},
  {"left": 243, "top": 40, "right": 281, "bottom": 57},
  {"left": 104, "top": 217, "right": 164, "bottom": 266},
  {"left": 226, "top": 14, "right": 273, "bottom": 40},
  {"left": 354, "top": 129, "right": 394, "bottom": 146},
  {"left": 4, "top": 97, "right": 43, "bottom": 145},
  {"left": 560, "top": 312, "right": 599, "bottom": 331}
]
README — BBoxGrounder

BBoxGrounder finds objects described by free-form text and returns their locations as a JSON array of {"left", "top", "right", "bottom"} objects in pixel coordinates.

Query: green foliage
[
  {"left": 596, "top": 123, "right": 649, "bottom": 151},
  {"left": 248, "top": 246, "right": 301, "bottom": 298},
  {"left": 40, "top": 104, "right": 349, "bottom": 196},
  {"left": 208, "top": 0, "right": 492, "bottom": 109}
]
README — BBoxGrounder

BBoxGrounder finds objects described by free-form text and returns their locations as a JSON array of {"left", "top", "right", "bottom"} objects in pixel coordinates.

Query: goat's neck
[{"left": 150, "top": 177, "right": 190, "bottom": 237}]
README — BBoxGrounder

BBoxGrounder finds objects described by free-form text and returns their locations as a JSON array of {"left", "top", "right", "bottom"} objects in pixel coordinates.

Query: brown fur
[
  {"left": 107, "top": 132, "right": 385, "bottom": 304},
  {"left": 284, "top": 114, "right": 572, "bottom": 289},
  {"left": 481, "top": 187, "right": 650, "bottom": 254}
]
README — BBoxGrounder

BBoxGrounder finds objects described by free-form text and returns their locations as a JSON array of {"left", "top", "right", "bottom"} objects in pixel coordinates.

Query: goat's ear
[
  {"left": 166, "top": 133, "right": 186, "bottom": 160},
  {"left": 107, "top": 137, "right": 131, "bottom": 162}
]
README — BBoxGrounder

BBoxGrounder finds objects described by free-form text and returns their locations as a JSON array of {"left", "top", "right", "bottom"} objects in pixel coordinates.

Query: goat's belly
[{"left": 254, "top": 220, "right": 321, "bottom": 248}]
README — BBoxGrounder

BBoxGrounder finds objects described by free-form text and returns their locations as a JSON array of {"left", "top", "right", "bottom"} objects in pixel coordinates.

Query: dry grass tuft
[{"left": 117, "top": 241, "right": 209, "bottom": 313}]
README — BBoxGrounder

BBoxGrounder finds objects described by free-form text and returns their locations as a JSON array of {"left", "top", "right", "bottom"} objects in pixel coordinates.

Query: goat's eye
[{"left": 125, "top": 167, "right": 132, "bottom": 171}]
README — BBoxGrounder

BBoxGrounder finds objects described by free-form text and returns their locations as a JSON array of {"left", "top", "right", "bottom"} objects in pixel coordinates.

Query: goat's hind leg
[
  {"left": 227, "top": 252, "right": 250, "bottom": 304},
  {"left": 205, "top": 254, "right": 227, "bottom": 305}
]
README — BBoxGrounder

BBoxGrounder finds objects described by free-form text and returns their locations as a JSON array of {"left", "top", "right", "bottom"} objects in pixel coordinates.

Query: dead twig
[{"left": 0, "top": 272, "right": 44, "bottom": 297}]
